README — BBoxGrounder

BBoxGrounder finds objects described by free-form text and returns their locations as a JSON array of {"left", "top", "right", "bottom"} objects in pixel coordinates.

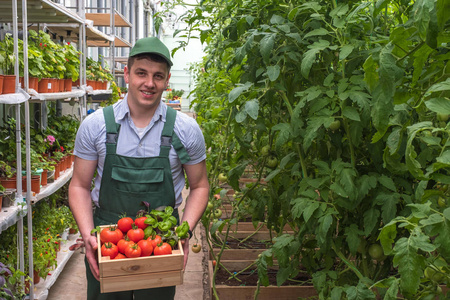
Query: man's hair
[{"left": 127, "top": 53, "right": 171, "bottom": 72}]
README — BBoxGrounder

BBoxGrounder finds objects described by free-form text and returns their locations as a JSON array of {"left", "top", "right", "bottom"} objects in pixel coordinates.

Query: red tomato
[
  {"left": 100, "top": 226, "right": 123, "bottom": 245},
  {"left": 114, "top": 253, "right": 127, "bottom": 260},
  {"left": 147, "top": 235, "right": 163, "bottom": 248},
  {"left": 153, "top": 242, "right": 172, "bottom": 256},
  {"left": 117, "top": 216, "right": 134, "bottom": 234},
  {"left": 127, "top": 224, "right": 145, "bottom": 243},
  {"left": 117, "top": 238, "right": 134, "bottom": 254},
  {"left": 124, "top": 243, "right": 142, "bottom": 258},
  {"left": 135, "top": 216, "right": 149, "bottom": 230},
  {"left": 101, "top": 242, "right": 118, "bottom": 259},
  {"left": 137, "top": 239, "right": 153, "bottom": 256}
]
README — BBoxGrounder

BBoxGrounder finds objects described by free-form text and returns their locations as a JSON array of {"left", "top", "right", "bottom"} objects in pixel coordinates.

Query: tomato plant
[{"left": 166, "top": 0, "right": 450, "bottom": 297}]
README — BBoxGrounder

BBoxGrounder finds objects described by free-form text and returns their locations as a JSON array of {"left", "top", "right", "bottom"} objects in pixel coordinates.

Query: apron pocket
[{"left": 111, "top": 165, "right": 164, "bottom": 193}]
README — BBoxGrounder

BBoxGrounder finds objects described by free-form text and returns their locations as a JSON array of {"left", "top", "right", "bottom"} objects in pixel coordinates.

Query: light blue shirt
[{"left": 74, "top": 96, "right": 206, "bottom": 208}]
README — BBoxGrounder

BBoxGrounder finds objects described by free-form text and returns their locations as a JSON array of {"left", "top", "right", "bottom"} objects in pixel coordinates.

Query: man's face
[{"left": 124, "top": 57, "right": 171, "bottom": 111}]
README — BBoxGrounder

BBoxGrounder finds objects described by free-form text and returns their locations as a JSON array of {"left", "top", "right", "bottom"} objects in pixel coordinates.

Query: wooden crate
[{"left": 97, "top": 225, "right": 184, "bottom": 293}]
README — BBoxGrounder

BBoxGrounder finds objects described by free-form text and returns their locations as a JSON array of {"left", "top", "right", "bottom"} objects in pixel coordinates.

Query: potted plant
[
  {"left": 0, "top": 33, "right": 18, "bottom": 94},
  {"left": 63, "top": 42, "right": 80, "bottom": 91},
  {"left": 0, "top": 262, "right": 29, "bottom": 299}
]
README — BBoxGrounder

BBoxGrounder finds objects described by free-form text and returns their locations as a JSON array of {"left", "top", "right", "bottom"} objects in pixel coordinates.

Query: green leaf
[
  {"left": 272, "top": 123, "right": 292, "bottom": 149},
  {"left": 244, "top": 99, "right": 259, "bottom": 120},
  {"left": 304, "top": 28, "right": 329, "bottom": 39},
  {"left": 235, "top": 110, "right": 247, "bottom": 123},
  {"left": 425, "top": 97, "right": 450, "bottom": 115},
  {"left": 317, "top": 213, "right": 333, "bottom": 245},
  {"left": 339, "top": 44, "right": 354, "bottom": 61},
  {"left": 260, "top": 34, "right": 275, "bottom": 64},
  {"left": 267, "top": 65, "right": 280, "bottom": 81},
  {"left": 303, "top": 200, "right": 320, "bottom": 223},
  {"left": 342, "top": 106, "right": 361, "bottom": 121},
  {"left": 433, "top": 216, "right": 450, "bottom": 259},
  {"left": 228, "top": 82, "right": 252, "bottom": 103},
  {"left": 364, "top": 208, "right": 380, "bottom": 236},
  {"left": 377, "top": 193, "right": 399, "bottom": 223},
  {"left": 378, "top": 175, "right": 397, "bottom": 192},
  {"left": 373, "top": 0, "right": 390, "bottom": 17},
  {"left": 345, "top": 224, "right": 364, "bottom": 254},
  {"left": 301, "top": 48, "right": 319, "bottom": 79},
  {"left": 363, "top": 56, "right": 378, "bottom": 93}
]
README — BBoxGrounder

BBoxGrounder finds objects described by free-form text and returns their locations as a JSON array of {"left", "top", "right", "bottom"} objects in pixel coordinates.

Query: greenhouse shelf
[
  {"left": 31, "top": 166, "right": 73, "bottom": 204},
  {"left": 32, "top": 232, "right": 81, "bottom": 300},
  {"left": 0, "top": 89, "right": 30, "bottom": 104},
  {"left": 28, "top": 88, "right": 86, "bottom": 102},
  {"left": 0, "top": 203, "right": 27, "bottom": 233}
]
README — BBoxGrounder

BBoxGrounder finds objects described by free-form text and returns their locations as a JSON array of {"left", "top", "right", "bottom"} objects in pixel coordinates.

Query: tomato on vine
[
  {"left": 124, "top": 243, "right": 142, "bottom": 258},
  {"left": 101, "top": 242, "right": 118, "bottom": 259},
  {"left": 154, "top": 242, "right": 172, "bottom": 256},
  {"left": 117, "top": 215, "right": 133, "bottom": 234},
  {"left": 127, "top": 224, "right": 145, "bottom": 243},
  {"left": 368, "top": 244, "right": 384, "bottom": 261},
  {"left": 100, "top": 226, "right": 123, "bottom": 245}
]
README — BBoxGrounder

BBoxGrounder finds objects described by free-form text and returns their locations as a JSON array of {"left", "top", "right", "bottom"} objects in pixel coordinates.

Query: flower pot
[
  {"left": 58, "top": 78, "right": 64, "bottom": 92},
  {"left": 0, "top": 195, "right": 3, "bottom": 212},
  {"left": 29, "top": 76, "right": 39, "bottom": 91},
  {"left": 0, "top": 74, "right": 4, "bottom": 94},
  {"left": 87, "top": 80, "right": 96, "bottom": 90},
  {"left": 54, "top": 162, "right": 60, "bottom": 180},
  {"left": 50, "top": 78, "right": 58, "bottom": 92},
  {"left": 64, "top": 78, "right": 72, "bottom": 92},
  {"left": 0, "top": 176, "right": 17, "bottom": 189},
  {"left": 38, "top": 78, "right": 50, "bottom": 93},
  {"left": 69, "top": 228, "right": 78, "bottom": 234},
  {"left": 41, "top": 169, "right": 48, "bottom": 186},
  {"left": 33, "top": 269, "right": 40, "bottom": 285},
  {"left": 3, "top": 75, "right": 16, "bottom": 94},
  {"left": 22, "top": 175, "right": 41, "bottom": 194},
  {"left": 73, "top": 78, "right": 80, "bottom": 87}
]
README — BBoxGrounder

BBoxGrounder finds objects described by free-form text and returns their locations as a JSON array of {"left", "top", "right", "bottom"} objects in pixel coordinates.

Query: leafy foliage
[{"left": 168, "top": 0, "right": 450, "bottom": 298}]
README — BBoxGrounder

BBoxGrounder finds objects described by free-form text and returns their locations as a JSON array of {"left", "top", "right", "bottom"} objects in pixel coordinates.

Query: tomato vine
[{"left": 165, "top": 0, "right": 450, "bottom": 298}]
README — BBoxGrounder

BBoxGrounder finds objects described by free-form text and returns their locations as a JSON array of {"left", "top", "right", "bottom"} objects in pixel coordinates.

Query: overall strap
[
  {"left": 103, "top": 106, "right": 121, "bottom": 155},
  {"left": 159, "top": 107, "right": 192, "bottom": 163},
  {"left": 159, "top": 106, "right": 176, "bottom": 157}
]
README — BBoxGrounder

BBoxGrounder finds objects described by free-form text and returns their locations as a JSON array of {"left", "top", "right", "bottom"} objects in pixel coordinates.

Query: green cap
[{"left": 129, "top": 37, "right": 173, "bottom": 66}]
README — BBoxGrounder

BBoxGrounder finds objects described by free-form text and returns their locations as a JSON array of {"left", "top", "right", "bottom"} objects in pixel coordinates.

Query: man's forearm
[
  {"left": 69, "top": 186, "right": 95, "bottom": 241},
  {"left": 181, "top": 186, "right": 209, "bottom": 231}
]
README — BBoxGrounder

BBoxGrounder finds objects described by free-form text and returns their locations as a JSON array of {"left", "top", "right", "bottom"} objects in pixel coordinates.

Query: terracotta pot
[
  {"left": 64, "top": 78, "right": 72, "bottom": 91},
  {"left": 38, "top": 78, "right": 50, "bottom": 93},
  {"left": 69, "top": 228, "right": 78, "bottom": 234},
  {"left": 54, "top": 162, "right": 60, "bottom": 180},
  {"left": 0, "top": 74, "right": 4, "bottom": 94},
  {"left": 73, "top": 78, "right": 80, "bottom": 87},
  {"left": 2, "top": 75, "right": 16, "bottom": 94},
  {"left": 33, "top": 269, "right": 40, "bottom": 285},
  {"left": 0, "top": 195, "right": 3, "bottom": 212},
  {"left": 0, "top": 176, "right": 17, "bottom": 189},
  {"left": 87, "top": 80, "right": 96, "bottom": 90},
  {"left": 29, "top": 76, "right": 39, "bottom": 91},
  {"left": 41, "top": 169, "right": 48, "bottom": 186},
  {"left": 58, "top": 78, "right": 65, "bottom": 92},
  {"left": 51, "top": 78, "right": 58, "bottom": 92},
  {"left": 22, "top": 175, "right": 41, "bottom": 194},
  {"left": 19, "top": 76, "right": 24, "bottom": 89}
]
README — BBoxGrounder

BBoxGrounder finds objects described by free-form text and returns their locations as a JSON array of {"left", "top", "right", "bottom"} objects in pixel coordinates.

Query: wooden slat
[
  {"left": 86, "top": 12, "right": 132, "bottom": 27},
  {"left": 100, "top": 270, "right": 183, "bottom": 293}
]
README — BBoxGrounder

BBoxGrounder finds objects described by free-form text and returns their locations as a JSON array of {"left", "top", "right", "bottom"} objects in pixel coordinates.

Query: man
[{"left": 68, "top": 37, "right": 209, "bottom": 300}]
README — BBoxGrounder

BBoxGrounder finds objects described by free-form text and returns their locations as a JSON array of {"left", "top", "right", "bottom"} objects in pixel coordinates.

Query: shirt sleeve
[
  {"left": 175, "top": 113, "right": 206, "bottom": 165},
  {"left": 73, "top": 111, "right": 104, "bottom": 161}
]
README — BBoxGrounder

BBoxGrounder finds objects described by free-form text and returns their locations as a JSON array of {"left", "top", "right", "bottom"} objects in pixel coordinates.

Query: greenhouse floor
[{"left": 45, "top": 187, "right": 210, "bottom": 300}]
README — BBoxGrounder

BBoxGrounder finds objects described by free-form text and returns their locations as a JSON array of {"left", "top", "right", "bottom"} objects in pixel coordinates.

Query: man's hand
[
  {"left": 84, "top": 235, "right": 100, "bottom": 281},
  {"left": 181, "top": 238, "right": 190, "bottom": 270}
]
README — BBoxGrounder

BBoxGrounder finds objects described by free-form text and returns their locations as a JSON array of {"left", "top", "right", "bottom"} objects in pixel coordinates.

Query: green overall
[{"left": 86, "top": 105, "right": 190, "bottom": 300}]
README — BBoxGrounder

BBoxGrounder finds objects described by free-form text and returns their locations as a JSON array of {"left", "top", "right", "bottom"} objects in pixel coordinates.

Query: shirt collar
[{"left": 114, "top": 95, "right": 167, "bottom": 123}]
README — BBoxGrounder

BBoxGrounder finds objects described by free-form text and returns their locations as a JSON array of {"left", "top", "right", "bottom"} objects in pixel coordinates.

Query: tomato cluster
[
  {"left": 97, "top": 207, "right": 190, "bottom": 260},
  {"left": 99, "top": 224, "right": 172, "bottom": 260}
]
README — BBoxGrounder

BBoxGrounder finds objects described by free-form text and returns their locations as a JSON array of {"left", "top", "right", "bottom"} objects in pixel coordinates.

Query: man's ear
[
  {"left": 124, "top": 66, "right": 129, "bottom": 84},
  {"left": 165, "top": 72, "right": 171, "bottom": 88}
]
